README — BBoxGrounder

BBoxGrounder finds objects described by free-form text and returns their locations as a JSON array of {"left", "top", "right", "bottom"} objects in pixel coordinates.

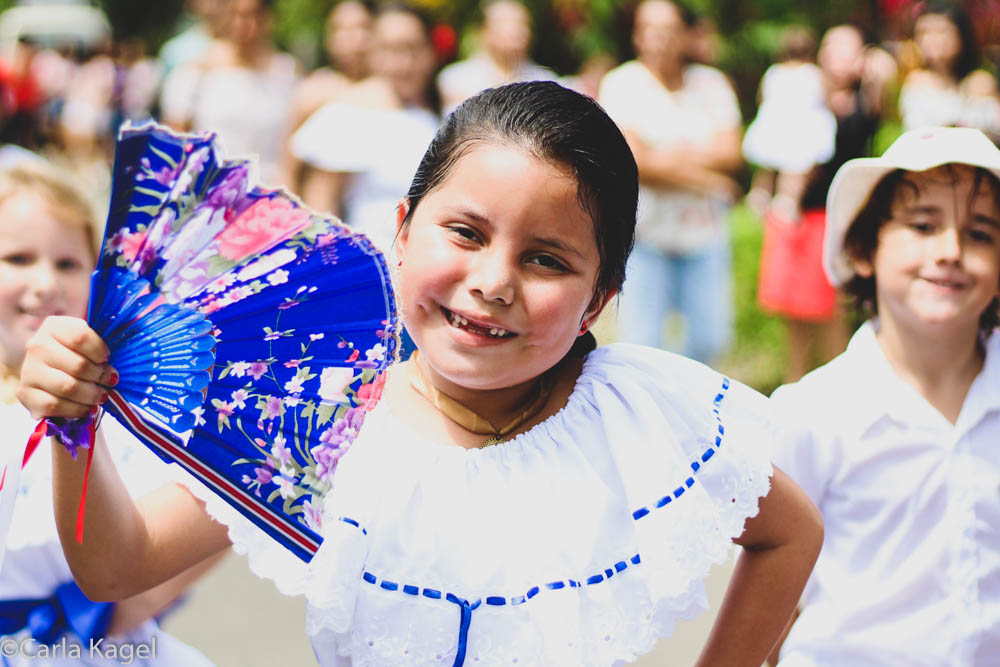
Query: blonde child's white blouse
[
  {"left": 0, "top": 405, "right": 215, "bottom": 666},
  {"left": 771, "top": 323, "right": 1000, "bottom": 667},
  {"left": 175, "top": 344, "right": 775, "bottom": 666}
]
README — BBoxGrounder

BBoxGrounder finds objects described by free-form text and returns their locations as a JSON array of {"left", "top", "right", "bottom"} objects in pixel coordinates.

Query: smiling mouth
[
  {"left": 441, "top": 307, "right": 516, "bottom": 339},
  {"left": 923, "top": 277, "right": 968, "bottom": 290}
]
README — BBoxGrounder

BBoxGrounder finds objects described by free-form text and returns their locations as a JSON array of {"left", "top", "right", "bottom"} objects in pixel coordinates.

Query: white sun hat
[{"left": 824, "top": 126, "right": 1000, "bottom": 286}]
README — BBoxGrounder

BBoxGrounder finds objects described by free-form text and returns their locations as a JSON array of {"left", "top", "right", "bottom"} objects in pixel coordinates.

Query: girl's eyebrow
[
  {"left": 902, "top": 205, "right": 941, "bottom": 215},
  {"left": 972, "top": 213, "right": 1000, "bottom": 228},
  {"left": 445, "top": 207, "right": 493, "bottom": 228},
  {"left": 532, "top": 235, "right": 585, "bottom": 260}
]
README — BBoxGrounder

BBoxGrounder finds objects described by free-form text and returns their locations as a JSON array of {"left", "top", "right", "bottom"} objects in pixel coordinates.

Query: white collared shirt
[{"left": 771, "top": 322, "right": 1000, "bottom": 666}]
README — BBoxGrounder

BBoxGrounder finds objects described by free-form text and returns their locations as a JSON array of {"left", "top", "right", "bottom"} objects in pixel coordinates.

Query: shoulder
[
  {"left": 578, "top": 343, "right": 776, "bottom": 449},
  {"left": 437, "top": 57, "right": 481, "bottom": 86},
  {"left": 598, "top": 62, "right": 655, "bottom": 111},
  {"left": 268, "top": 51, "right": 300, "bottom": 79},
  {"left": 601, "top": 60, "right": 645, "bottom": 86},
  {"left": 901, "top": 68, "right": 943, "bottom": 91},
  {"left": 685, "top": 63, "right": 733, "bottom": 89},
  {"left": 770, "top": 346, "right": 857, "bottom": 419},
  {"left": 961, "top": 69, "right": 999, "bottom": 97}
]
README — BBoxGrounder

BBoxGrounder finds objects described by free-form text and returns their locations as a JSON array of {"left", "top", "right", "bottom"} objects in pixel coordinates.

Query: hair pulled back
[{"left": 402, "top": 81, "right": 638, "bottom": 321}]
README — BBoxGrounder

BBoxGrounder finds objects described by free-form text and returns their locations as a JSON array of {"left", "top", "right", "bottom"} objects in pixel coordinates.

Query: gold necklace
[{"left": 407, "top": 350, "right": 550, "bottom": 447}]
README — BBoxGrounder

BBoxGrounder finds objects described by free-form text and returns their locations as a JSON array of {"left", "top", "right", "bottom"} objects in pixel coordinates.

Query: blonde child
[
  {"left": 18, "top": 82, "right": 822, "bottom": 666},
  {"left": 0, "top": 165, "right": 216, "bottom": 665},
  {"left": 770, "top": 127, "right": 1000, "bottom": 665}
]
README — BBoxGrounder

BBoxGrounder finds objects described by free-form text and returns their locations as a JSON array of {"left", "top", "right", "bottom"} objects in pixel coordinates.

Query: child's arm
[
  {"left": 19, "top": 316, "right": 231, "bottom": 601},
  {"left": 694, "top": 466, "right": 822, "bottom": 667}
]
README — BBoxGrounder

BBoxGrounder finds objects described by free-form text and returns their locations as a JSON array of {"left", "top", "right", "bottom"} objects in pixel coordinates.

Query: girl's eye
[
  {"left": 57, "top": 258, "right": 84, "bottom": 271},
  {"left": 967, "top": 227, "right": 997, "bottom": 244},
  {"left": 447, "top": 226, "right": 481, "bottom": 243},
  {"left": 527, "top": 254, "right": 569, "bottom": 272},
  {"left": 907, "top": 220, "right": 935, "bottom": 234},
  {"left": 2, "top": 253, "right": 33, "bottom": 266}
]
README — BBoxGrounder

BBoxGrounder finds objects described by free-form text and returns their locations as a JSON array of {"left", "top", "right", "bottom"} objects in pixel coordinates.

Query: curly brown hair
[{"left": 841, "top": 165, "right": 1000, "bottom": 334}]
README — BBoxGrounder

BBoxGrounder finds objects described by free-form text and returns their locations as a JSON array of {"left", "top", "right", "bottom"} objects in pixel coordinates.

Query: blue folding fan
[{"left": 63, "top": 122, "right": 399, "bottom": 562}]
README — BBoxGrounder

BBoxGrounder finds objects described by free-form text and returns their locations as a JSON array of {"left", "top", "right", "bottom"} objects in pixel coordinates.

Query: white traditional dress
[
  {"left": 0, "top": 404, "right": 214, "bottom": 666},
  {"left": 174, "top": 344, "right": 775, "bottom": 666}
]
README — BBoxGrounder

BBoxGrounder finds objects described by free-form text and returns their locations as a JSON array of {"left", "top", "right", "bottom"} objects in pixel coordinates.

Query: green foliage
[{"left": 720, "top": 203, "right": 787, "bottom": 394}]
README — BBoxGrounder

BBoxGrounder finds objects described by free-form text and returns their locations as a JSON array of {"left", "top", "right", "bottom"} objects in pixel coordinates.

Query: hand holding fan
[{"left": 47, "top": 122, "right": 399, "bottom": 562}]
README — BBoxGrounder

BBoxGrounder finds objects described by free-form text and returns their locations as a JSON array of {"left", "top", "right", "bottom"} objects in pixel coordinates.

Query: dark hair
[
  {"left": 843, "top": 166, "right": 1000, "bottom": 333},
  {"left": 916, "top": 1, "right": 981, "bottom": 81},
  {"left": 402, "top": 81, "right": 638, "bottom": 353},
  {"left": 375, "top": 2, "right": 442, "bottom": 115},
  {"left": 779, "top": 25, "right": 816, "bottom": 62}
]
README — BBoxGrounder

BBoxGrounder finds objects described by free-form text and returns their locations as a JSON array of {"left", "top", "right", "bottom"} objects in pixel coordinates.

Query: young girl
[
  {"left": 18, "top": 82, "right": 822, "bottom": 666},
  {"left": 770, "top": 127, "right": 1000, "bottom": 665},
  {"left": 0, "top": 165, "right": 216, "bottom": 665},
  {"left": 742, "top": 25, "right": 836, "bottom": 222}
]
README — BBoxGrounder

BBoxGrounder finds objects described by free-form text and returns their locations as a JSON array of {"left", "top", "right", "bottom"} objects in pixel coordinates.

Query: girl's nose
[
  {"left": 29, "top": 261, "right": 61, "bottom": 297},
  {"left": 934, "top": 227, "right": 962, "bottom": 262},
  {"left": 469, "top": 253, "right": 515, "bottom": 305}
]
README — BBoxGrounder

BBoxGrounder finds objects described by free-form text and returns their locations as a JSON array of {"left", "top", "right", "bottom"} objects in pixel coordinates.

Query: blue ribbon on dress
[
  {"left": 0, "top": 580, "right": 114, "bottom": 645},
  {"left": 445, "top": 593, "right": 478, "bottom": 667}
]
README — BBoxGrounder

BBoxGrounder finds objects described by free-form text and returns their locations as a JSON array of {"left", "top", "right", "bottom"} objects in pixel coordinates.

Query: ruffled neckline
[{"left": 375, "top": 347, "right": 607, "bottom": 456}]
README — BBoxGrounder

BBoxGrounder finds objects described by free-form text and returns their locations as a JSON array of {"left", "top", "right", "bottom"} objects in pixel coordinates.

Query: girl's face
[
  {"left": 0, "top": 192, "right": 93, "bottom": 370},
  {"left": 855, "top": 166, "right": 1000, "bottom": 336},
  {"left": 370, "top": 11, "right": 436, "bottom": 108},
  {"left": 326, "top": 1, "right": 373, "bottom": 80},
  {"left": 395, "top": 143, "right": 604, "bottom": 393},
  {"left": 915, "top": 13, "right": 961, "bottom": 72},
  {"left": 633, "top": 1, "right": 688, "bottom": 71}
]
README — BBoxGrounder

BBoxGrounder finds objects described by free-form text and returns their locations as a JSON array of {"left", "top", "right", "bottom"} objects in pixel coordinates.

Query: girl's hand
[{"left": 17, "top": 316, "right": 115, "bottom": 419}]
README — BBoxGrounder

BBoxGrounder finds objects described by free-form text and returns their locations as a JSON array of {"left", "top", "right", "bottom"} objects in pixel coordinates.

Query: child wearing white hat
[{"left": 769, "top": 127, "right": 1000, "bottom": 666}]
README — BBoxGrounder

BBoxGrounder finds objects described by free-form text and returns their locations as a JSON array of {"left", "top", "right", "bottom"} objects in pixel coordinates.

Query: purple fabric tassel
[{"left": 45, "top": 415, "right": 94, "bottom": 461}]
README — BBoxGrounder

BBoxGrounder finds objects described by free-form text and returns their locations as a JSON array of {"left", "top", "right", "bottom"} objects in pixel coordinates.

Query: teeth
[{"left": 447, "top": 309, "right": 511, "bottom": 337}]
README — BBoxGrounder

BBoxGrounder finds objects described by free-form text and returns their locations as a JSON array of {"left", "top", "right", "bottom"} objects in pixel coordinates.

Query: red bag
[{"left": 757, "top": 208, "right": 837, "bottom": 321}]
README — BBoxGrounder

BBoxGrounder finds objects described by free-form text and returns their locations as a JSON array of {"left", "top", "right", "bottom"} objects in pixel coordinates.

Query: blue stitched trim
[
  {"left": 631, "top": 376, "right": 731, "bottom": 522},
  {"left": 338, "top": 516, "right": 367, "bottom": 535},
  {"left": 360, "top": 550, "right": 642, "bottom": 609}
]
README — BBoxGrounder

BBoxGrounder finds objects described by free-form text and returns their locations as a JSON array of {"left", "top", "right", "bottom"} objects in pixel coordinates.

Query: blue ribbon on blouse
[{"left": 0, "top": 580, "right": 114, "bottom": 645}]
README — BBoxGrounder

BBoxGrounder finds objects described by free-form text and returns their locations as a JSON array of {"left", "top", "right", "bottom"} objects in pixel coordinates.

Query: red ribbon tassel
[
  {"left": 76, "top": 413, "right": 98, "bottom": 543},
  {"left": 23, "top": 419, "right": 47, "bottom": 468}
]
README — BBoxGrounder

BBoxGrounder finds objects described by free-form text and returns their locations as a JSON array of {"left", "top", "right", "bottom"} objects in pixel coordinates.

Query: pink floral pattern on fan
[{"left": 216, "top": 197, "right": 312, "bottom": 261}]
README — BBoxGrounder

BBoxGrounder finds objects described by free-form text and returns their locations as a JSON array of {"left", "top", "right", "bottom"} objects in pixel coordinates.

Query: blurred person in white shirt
[
  {"left": 598, "top": 0, "right": 742, "bottom": 364},
  {"left": 159, "top": 0, "right": 298, "bottom": 184},
  {"left": 436, "top": 0, "right": 554, "bottom": 114}
]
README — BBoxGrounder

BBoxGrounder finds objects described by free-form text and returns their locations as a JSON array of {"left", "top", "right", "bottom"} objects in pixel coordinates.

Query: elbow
[
  {"left": 72, "top": 572, "right": 122, "bottom": 602},
  {"left": 66, "top": 559, "right": 134, "bottom": 602}
]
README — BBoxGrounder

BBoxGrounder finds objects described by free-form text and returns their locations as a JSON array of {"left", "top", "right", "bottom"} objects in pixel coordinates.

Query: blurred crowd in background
[{"left": 0, "top": 0, "right": 998, "bottom": 389}]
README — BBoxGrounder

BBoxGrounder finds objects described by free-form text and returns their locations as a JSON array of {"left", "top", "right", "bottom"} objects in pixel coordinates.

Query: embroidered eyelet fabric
[{"left": 174, "top": 344, "right": 775, "bottom": 666}]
